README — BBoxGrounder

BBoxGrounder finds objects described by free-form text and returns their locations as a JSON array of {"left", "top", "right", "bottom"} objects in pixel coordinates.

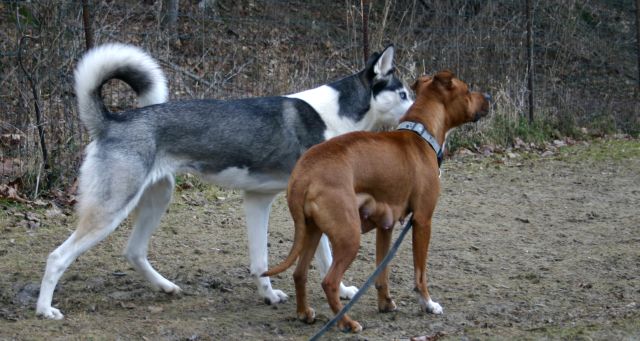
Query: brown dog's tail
[
  {"left": 262, "top": 189, "right": 308, "bottom": 277},
  {"left": 261, "top": 221, "right": 304, "bottom": 277}
]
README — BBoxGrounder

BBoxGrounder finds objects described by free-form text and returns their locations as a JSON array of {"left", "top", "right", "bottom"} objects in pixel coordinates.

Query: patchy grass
[{"left": 555, "top": 138, "right": 640, "bottom": 162}]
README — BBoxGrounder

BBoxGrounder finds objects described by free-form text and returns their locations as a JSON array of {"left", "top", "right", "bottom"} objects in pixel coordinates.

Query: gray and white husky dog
[{"left": 36, "top": 43, "right": 413, "bottom": 319}]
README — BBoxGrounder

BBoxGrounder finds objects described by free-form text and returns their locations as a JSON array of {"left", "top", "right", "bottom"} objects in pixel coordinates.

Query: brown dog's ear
[
  {"left": 434, "top": 70, "right": 454, "bottom": 89},
  {"left": 410, "top": 75, "right": 430, "bottom": 91},
  {"left": 410, "top": 79, "right": 420, "bottom": 91}
]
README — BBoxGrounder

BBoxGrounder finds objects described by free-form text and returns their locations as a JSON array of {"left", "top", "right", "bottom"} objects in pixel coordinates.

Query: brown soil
[{"left": 1, "top": 139, "right": 638, "bottom": 340}]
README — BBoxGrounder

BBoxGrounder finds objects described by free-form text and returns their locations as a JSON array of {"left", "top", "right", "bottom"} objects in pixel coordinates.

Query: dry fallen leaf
[{"left": 0, "top": 184, "right": 29, "bottom": 203}]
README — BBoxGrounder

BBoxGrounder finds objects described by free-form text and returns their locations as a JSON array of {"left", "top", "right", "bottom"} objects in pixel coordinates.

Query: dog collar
[{"left": 397, "top": 121, "right": 443, "bottom": 167}]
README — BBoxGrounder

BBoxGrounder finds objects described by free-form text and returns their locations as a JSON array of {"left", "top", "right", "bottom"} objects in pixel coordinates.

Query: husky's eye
[{"left": 399, "top": 91, "right": 407, "bottom": 100}]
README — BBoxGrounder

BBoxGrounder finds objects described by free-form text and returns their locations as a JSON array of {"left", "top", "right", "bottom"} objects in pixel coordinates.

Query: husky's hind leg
[
  {"left": 125, "top": 175, "right": 180, "bottom": 294},
  {"left": 36, "top": 161, "right": 146, "bottom": 319}
]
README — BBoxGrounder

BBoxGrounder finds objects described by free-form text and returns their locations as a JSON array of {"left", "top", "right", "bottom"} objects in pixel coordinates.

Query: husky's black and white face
[
  {"left": 287, "top": 45, "right": 413, "bottom": 140},
  {"left": 366, "top": 46, "right": 413, "bottom": 130}
]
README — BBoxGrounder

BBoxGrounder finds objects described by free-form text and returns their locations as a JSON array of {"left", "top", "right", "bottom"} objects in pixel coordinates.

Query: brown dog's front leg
[
  {"left": 411, "top": 216, "right": 443, "bottom": 315},
  {"left": 375, "top": 227, "right": 397, "bottom": 312}
]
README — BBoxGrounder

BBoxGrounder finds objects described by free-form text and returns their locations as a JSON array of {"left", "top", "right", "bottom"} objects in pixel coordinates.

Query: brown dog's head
[{"left": 409, "top": 70, "right": 490, "bottom": 128}]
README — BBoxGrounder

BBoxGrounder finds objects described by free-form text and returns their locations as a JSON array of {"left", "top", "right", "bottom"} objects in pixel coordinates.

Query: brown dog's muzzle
[{"left": 473, "top": 92, "right": 492, "bottom": 122}]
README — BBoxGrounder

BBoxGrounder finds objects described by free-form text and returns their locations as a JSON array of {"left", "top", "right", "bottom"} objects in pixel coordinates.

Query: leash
[{"left": 309, "top": 213, "right": 414, "bottom": 341}]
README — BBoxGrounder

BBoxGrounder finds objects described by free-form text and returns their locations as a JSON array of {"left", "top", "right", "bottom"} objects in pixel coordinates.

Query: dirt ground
[{"left": 1, "top": 138, "right": 638, "bottom": 340}]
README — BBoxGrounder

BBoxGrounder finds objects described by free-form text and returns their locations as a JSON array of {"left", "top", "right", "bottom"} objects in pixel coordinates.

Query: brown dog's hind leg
[
  {"left": 321, "top": 222, "right": 362, "bottom": 333},
  {"left": 411, "top": 215, "right": 443, "bottom": 314},
  {"left": 375, "top": 227, "right": 397, "bottom": 312},
  {"left": 292, "top": 221, "right": 322, "bottom": 324}
]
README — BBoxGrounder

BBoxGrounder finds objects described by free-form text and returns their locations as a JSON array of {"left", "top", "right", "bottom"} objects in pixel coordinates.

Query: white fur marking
[
  {"left": 244, "top": 192, "right": 288, "bottom": 304},
  {"left": 287, "top": 85, "right": 346, "bottom": 140},
  {"left": 204, "top": 167, "right": 288, "bottom": 192},
  {"left": 420, "top": 297, "right": 444, "bottom": 314},
  {"left": 363, "top": 88, "right": 414, "bottom": 131}
]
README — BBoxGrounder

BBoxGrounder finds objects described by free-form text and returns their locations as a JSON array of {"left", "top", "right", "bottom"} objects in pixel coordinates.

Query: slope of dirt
[{"left": 0, "top": 139, "right": 638, "bottom": 340}]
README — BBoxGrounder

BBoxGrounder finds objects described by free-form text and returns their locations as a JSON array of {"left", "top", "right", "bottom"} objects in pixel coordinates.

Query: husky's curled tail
[{"left": 74, "top": 43, "right": 168, "bottom": 138}]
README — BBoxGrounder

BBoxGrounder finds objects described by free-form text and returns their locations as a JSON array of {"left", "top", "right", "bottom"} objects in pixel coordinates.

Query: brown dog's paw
[
  {"left": 378, "top": 298, "right": 397, "bottom": 313},
  {"left": 297, "top": 307, "right": 315, "bottom": 324},
  {"left": 338, "top": 319, "right": 363, "bottom": 333}
]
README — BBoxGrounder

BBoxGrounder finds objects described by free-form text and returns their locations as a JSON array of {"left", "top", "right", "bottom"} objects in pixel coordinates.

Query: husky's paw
[
  {"left": 263, "top": 289, "right": 288, "bottom": 305},
  {"left": 339, "top": 283, "right": 358, "bottom": 300},
  {"left": 36, "top": 306, "right": 64, "bottom": 320},
  {"left": 420, "top": 298, "right": 443, "bottom": 315},
  {"left": 159, "top": 281, "right": 182, "bottom": 294}
]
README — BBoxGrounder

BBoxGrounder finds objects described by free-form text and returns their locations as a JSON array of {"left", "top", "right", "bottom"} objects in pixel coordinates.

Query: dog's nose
[{"left": 483, "top": 93, "right": 492, "bottom": 102}]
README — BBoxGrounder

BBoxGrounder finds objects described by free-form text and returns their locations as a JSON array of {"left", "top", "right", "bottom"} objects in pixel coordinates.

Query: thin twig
[
  {"left": 18, "top": 35, "right": 50, "bottom": 192},
  {"left": 157, "top": 58, "right": 216, "bottom": 87},
  {"left": 221, "top": 58, "right": 253, "bottom": 84}
]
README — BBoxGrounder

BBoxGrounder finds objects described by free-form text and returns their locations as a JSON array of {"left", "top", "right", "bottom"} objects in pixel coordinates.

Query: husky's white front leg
[
  {"left": 314, "top": 234, "right": 359, "bottom": 299},
  {"left": 243, "top": 191, "right": 288, "bottom": 304}
]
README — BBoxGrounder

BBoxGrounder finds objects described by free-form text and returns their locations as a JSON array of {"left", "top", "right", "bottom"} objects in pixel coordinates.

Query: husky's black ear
[
  {"left": 364, "top": 45, "right": 395, "bottom": 81},
  {"left": 373, "top": 45, "right": 395, "bottom": 77},
  {"left": 365, "top": 51, "right": 381, "bottom": 70}
]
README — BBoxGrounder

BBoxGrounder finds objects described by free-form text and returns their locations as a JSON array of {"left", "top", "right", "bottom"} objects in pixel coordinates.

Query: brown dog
[{"left": 263, "top": 71, "right": 490, "bottom": 332}]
